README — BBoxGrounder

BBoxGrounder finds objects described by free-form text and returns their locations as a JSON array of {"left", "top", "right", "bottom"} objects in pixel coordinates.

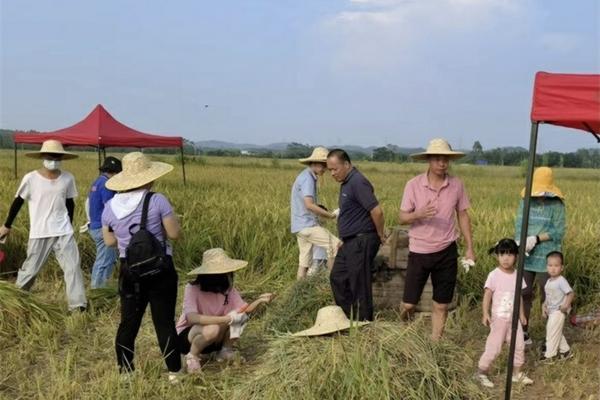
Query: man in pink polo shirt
[{"left": 399, "top": 138, "right": 475, "bottom": 340}]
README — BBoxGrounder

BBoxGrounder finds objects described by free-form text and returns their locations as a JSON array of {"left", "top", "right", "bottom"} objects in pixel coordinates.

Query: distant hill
[{"left": 193, "top": 140, "right": 425, "bottom": 155}]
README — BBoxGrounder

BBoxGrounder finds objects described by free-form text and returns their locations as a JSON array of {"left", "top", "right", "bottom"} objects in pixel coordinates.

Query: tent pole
[
  {"left": 582, "top": 122, "right": 600, "bottom": 143},
  {"left": 504, "top": 121, "right": 539, "bottom": 400},
  {"left": 14, "top": 142, "right": 17, "bottom": 179},
  {"left": 103, "top": 147, "right": 106, "bottom": 161},
  {"left": 97, "top": 146, "right": 102, "bottom": 169},
  {"left": 180, "top": 145, "right": 187, "bottom": 186}
]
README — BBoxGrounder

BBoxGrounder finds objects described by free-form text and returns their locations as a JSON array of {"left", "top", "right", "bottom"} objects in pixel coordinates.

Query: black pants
[
  {"left": 116, "top": 256, "right": 181, "bottom": 373},
  {"left": 522, "top": 270, "right": 549, "bottom": 332},
  {"left": 330, "top": 233, "right": 381, "bottom": 321}
]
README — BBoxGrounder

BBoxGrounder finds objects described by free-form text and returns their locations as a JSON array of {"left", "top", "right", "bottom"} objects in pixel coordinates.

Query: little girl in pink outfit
[{"left": 476, "top": 238, "right": 533, "bottom": 388}]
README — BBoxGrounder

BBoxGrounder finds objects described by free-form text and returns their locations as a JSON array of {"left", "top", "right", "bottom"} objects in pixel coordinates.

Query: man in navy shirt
[
  {"left": 88, "top": 156, "right": 121, "bottom": 288},
  {"left": 327, "top": 149, "right": 385, "bottom": 321}
]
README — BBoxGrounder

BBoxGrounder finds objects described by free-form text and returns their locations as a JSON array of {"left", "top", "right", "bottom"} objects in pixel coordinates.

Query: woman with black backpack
[{"left": 101, "top": 152, "right": 182, "bottom": 383}]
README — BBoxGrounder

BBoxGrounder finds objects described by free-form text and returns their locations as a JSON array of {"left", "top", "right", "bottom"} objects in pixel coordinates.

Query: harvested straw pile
[
  {"left": 87, "top": 286, "right": 119, "bottom": 313},
  {"left": 0, "top": 281, "right": 63, "bottom": 338},
  {"left": 233, "top": 321, "right": 487, "bottom": 400},
  {"left": 260, "top": 273, "right": 334, "bottom": 333},
  {"left": 237, "top": 274, "right": 488, "bottom": 400}
]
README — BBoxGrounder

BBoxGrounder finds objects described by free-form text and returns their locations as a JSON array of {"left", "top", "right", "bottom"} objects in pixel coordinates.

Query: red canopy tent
[
  {"left": 531, "top": 72, "right": 600, "bottom": 139},
  {"left": 12, "top": 104, "right": 187, "bottom": 184},
  {"left": 504, "top": 72, "right": 599, "bottom": 399}
]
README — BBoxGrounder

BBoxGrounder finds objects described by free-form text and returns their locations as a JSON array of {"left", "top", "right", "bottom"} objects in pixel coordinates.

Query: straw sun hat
[
  {"left": 520, "top": 166, "right": 564, "bottom": 199},
  {"left": 292, "top": 305, "right": 370, "bottom": 337},
  {"left": 299, "top": 147, "right": 329, "bottom": 164},
  {"left": 105, "top": 152, "right": 173, "bottom": 191},
  {"left": 187, "top": 248, "right": 248, "bottom": 276},
  {"left": 25, "top": 139, "right": 78, "bottom": 160},
  {"left": 410, "top": 138, "right": 465, "bottom": 160}
]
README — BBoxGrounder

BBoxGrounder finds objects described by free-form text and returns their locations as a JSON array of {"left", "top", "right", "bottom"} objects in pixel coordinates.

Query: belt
[{"left": 341, "top": 231, "right": 377, "bottom": 242}]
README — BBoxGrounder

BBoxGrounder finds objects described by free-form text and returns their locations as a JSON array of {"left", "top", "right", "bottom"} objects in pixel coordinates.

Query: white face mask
[{"left": 43, "top": 159, "right": 61, "bottom": 171}]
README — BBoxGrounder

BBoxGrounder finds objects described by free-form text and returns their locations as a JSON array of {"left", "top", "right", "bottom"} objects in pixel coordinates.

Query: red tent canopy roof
[
  {"left": 531, "top": 72, "right": 600, "bottom": 135},
  {"left": 13, "top": 104, "right": 183, "bottom": 148}
]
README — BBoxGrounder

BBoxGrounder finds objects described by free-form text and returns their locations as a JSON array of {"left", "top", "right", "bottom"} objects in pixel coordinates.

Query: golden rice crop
[{"left": 0, "top": 150, "right": 598, "bottom": 399}]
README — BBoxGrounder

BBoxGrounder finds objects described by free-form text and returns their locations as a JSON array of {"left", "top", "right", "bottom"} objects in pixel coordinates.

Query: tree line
[
  {"left": 371, "top": 141, "right": 600, "bottom": 168},
  {"left": 2, "top": 131, "right": 598, "bottom": 168}
]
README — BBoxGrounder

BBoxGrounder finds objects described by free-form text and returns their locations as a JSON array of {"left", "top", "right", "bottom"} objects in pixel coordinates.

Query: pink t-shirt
[
  {"left": 176, "top": 284, "right": 248, "bottom": 334},
  {"left": 484, "top": 268, "right": 527, "bottom": 320},
  {"left": 400, "top": 173, "right": 470, "bottom": 254}
]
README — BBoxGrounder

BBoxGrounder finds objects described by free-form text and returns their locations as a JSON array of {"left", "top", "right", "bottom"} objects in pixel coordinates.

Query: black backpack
[{"left": 125, "top": 192, "right": 167, "bottom": 279}]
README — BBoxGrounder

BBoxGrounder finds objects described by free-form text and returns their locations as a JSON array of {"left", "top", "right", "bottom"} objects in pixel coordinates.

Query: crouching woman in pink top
[{"left": 176, "top": 248, "right": 274, "bottom": 373}]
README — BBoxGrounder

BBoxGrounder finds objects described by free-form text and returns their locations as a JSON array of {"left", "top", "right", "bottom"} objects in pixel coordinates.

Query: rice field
[{"left": 0, "top": 150, "right": 599, "bottom": 400}]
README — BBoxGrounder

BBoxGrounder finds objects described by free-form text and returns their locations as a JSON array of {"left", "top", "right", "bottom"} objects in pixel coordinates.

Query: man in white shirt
[{"left": 0, "top": 140, "right": 87, "bottom": 312}]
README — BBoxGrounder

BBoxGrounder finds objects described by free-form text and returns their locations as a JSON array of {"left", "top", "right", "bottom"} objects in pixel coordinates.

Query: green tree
[{"left": 372, "top": 147, "right": 395, "bottom": 162}]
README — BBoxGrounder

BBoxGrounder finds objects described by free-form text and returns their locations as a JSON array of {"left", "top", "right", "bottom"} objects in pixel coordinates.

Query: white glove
[
  {"left": 460, "top": 257, "right": 475, "bottom": 273},
  {"left": 228, "top": 311, "right": 249, "bottom": 326},
  {"left": 525, "top": 236, "right": 538, "bottom": 253},
  {"left": 332, "top": 208, "right": 340, "bottom": 218},
  {"left": 227, "top": 311, "right": 249, "bottom": 339}
]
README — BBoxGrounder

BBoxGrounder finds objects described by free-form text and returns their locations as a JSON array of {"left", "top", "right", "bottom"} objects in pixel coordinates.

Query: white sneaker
[
  {"left": 119, "top": 371, "right": 135, "bottom": 384},
  {"left": 512, "top": 372, "right": 533, "bottom": 385},
  {"left": 475, "top": 373, "right": 495, "bottom": 388},
  {"left": 307, "top": 266, "right": 319, "bottom": 276},
  {"left": 168, "top": 372, "right": 182, "bottom": 385}
]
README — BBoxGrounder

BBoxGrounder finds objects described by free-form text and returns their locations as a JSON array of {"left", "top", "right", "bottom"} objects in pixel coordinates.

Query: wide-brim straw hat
[
  {"left": 292, "top": 305, "right": 370, "bottom": 337},
  {"left": 410, "top": 138, "right": 464, "bottom": 160},
  {"left": 187, "top": 248, "right": 248, "bottom": 275},
  {"left": 105, "top": 152, "right": 173, "bottom": 191},
  {"left": 520, "top": 166, "right": 564, "bottom": 199},
  {"left": 25, "top": 139, "right": 78, "bottom": 160},
  {"left": 299, "top": 146, "right": 329, "bottom": 164}
]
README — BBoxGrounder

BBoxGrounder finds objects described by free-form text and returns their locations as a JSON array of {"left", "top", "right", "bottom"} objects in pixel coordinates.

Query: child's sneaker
[
  {"left": 215, "top": 347, "right": 236, "bottom": 362},
  {"left": 512, "top": 372, "right": 534, "bottom": 385},
  {"left": 539, "top": 354, "right": 557, "bottom": 364},
  {"left": 185, "top": 353, "right": 202, "bottom": 374},
  {"left": 475, "top": 373, "right": 495, "bottom": 388},
  {"left": 523, "top": 332, "right": 533, "bottom": 346},
  {"left": 558, "top": 350, "right": 573, "bottom": 360}
]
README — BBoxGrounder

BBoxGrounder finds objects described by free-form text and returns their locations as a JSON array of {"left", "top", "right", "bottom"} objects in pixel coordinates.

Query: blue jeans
[{"left": 89, "top": 227, "right": 117, "bottom": 289}]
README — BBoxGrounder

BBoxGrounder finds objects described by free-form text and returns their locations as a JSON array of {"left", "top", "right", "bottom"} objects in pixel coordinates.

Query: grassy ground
[{"left": 0, "top": 150, "right": 599, "bottom": 399}]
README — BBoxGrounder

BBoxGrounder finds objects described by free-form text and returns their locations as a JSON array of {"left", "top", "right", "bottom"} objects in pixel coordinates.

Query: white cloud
[{"left": 321, "top": 0, "right": 525, "bottom": 73}]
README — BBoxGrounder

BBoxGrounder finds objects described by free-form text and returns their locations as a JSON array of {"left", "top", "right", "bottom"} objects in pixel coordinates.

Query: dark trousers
[
  {"left": 116, "top": 256, "right": 181, "bottom": 373},
  {"left": 522, "top": 270, "right": 550, "bottom": 332},
  {"left": 330, "top": 233, "right": 381, "bottom": 321}
]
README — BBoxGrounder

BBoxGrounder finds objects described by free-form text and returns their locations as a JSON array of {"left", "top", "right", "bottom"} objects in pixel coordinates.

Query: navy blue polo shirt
[{"left": 337, "top": 168, "right": 379, "bottom": 239}]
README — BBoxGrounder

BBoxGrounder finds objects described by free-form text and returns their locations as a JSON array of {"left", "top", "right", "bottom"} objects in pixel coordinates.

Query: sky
[{"left": 1, "top": 0, "right": 599, "bottom": 152}]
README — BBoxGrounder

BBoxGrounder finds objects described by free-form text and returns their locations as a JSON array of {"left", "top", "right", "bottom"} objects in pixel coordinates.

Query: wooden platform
[{"left": 372, "top": 227, "right": 457, "bottom": 312}]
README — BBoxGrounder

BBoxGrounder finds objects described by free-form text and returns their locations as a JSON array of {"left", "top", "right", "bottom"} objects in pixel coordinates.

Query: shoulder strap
[{"left": 140, "top": 192, "right": 155, "bottom": 230}]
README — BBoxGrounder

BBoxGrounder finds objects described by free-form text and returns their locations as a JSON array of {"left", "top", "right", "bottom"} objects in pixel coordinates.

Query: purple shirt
[
  {"left": 400, "top": 173, "right": 470, "bottom": 254},
  {"left": 101, "top": 192, "right": 174, "bottom": 258}
]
